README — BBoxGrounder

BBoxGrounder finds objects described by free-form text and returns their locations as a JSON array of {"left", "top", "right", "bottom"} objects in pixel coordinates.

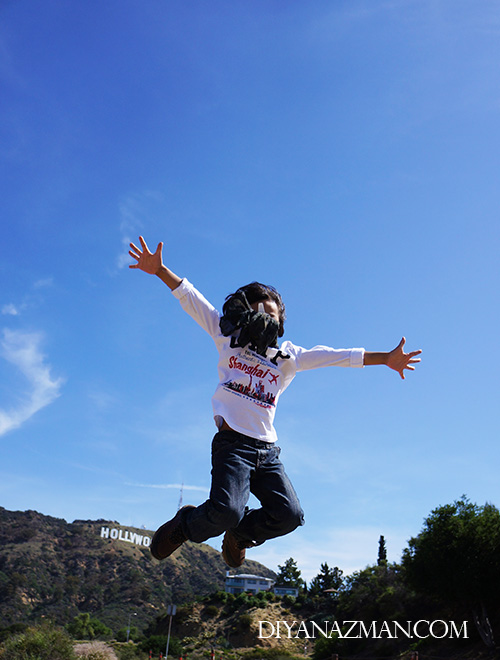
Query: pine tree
[
  {"left": 275, "top": 557, "right": 304, "bottom": 588},
  {"left": 308, "top": 563, "right": 344, "bottom": 597},
  {"left": 377, "top": 535, "right": 387, "bottom": 566}
]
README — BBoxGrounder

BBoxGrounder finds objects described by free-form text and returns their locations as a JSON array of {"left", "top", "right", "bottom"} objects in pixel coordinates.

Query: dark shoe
[
  {"left": 222, "top": 530, "right": 247, "bottom": 568},
  {"left": 150, "top": 505, "right": 195, "bottom": 560}
]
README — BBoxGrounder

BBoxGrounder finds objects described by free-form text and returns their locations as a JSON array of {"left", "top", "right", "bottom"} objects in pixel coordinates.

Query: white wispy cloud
[
  {"left": 33, "top": 277, "right": 54, "bottom": 289},
  {"left": 128, "top": 481, "right": 210, "bottom": 494},
  {"left": 2, "top": 277, "right": 53, "bottom": 317},
  {"left": 116, "top": 192, "right": 154, "bottom": 269},
  {"left": 1, "top": 303, "right": 21, "bottom": 316},
  {"left": 116, "top": 190, "right": 168, "bottom": 269},
  {"left": 0, "top": 329, "right": 64, "bottom": 436}
]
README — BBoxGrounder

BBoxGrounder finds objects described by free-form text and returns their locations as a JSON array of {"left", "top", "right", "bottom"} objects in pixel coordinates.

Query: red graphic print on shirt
[{"left": 222, "top": 352, "right": 280, "bottom": 408}]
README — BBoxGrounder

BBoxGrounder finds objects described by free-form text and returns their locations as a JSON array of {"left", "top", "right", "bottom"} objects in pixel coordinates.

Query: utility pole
[
  {"left": 165, "top": 604, "right": 176, "bottom": 659},
  {"left": 126, "top": 612, "right": 137, "bottom": 643}
]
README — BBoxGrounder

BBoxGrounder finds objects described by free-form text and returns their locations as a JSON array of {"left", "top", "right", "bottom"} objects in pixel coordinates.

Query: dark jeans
[{"left": 183, "top": 429, "right": 304, "bottom": 546}]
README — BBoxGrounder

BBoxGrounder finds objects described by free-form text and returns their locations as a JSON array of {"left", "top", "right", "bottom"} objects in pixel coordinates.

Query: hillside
[
  {"left": 151, "top": 596, "right": 309, "bottom": 657},
  {"left": 1, "top": 506, "right": 496, "bottom": 659},
  {"left": 0, "top": 506, "right": 275, "bottom": 634}
]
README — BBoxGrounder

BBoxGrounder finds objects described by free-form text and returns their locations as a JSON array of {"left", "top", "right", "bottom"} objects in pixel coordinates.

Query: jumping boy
[{"left": 129, "top": 236, "right": 421, "bottom": 567}]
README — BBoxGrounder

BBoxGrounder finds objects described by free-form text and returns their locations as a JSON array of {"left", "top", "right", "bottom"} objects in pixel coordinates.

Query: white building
[{"left": 225, "top": 573, "right": 274, "bottom": 595}]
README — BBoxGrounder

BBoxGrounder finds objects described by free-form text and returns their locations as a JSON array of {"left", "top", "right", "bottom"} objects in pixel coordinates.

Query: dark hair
[{"left": 225, "top": 282, "right": 286, "bottom": 337}]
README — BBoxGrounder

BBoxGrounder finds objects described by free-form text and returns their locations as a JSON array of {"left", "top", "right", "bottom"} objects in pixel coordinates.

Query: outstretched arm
[
  {"left": 364, "top": 337, "right": 422, "bottom": 380},
  {"left": 129, "top": 236, "right": 182, "bottom": 291}
]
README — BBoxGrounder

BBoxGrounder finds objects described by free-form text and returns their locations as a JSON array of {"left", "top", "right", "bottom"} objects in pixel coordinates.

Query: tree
[
  {"left": 66, "top": 613, "right": 112, "bottom": 641},
  {"left": 308, "top": 563, "right": 344, "bottom": 597},
  {"left": 313, "top": 562, "right": 420, "bottom": 659},
  {"left": 275, "top": 557, "right": 304, "bottom": 589},
  {"left": 377, "top": 535, "right": 387, "bottom": 567},
  {"left": 402, "top": 497, "right": 500, "bottom": 648}
]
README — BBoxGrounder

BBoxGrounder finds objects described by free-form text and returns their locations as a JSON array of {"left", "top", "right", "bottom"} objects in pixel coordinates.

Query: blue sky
[{"left": 1, "top": 0, "right": 499, "bottom": 582}]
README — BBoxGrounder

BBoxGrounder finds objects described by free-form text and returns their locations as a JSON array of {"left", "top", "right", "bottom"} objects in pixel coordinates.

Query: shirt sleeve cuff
[
  {"left": 171, "top": 278, "right": 192, "bottom": 300},
  {"left": 351, "top": 348, "right": 365, "bottom": 367}
]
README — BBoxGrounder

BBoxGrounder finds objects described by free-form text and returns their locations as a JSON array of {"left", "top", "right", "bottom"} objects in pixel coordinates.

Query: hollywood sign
[{"left": 100, "top": 526, "right": 151, "bottom": 548}]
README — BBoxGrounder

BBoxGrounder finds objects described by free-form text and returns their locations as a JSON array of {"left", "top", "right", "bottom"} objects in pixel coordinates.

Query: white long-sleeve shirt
[{"left": 172, "top": 279, "right": 365, "bottom": 442}]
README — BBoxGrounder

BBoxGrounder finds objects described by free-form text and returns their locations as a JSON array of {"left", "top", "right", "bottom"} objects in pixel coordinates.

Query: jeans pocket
[{"left": 212, "top": 432, "right": 235, "bottom": 457}]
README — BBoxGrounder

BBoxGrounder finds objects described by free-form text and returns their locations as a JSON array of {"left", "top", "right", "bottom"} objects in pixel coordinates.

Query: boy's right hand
[{"left": 129, "top": 236, "right": 163, "bottom": 275}]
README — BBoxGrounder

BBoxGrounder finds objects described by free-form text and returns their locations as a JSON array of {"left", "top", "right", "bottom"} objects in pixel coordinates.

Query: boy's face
[{"left": 250, "top": 299, "right": 281, "bottom": 325}]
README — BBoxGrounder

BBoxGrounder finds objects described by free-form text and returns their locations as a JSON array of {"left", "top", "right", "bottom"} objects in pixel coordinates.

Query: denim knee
[
  {"left": 279, "top": 503, "right": 305, "bottom": 534},
  {"left": 209, "top": 501, "right": 245, "bottom": 532}
]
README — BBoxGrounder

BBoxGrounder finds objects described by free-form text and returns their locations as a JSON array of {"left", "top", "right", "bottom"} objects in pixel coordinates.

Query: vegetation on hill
[
  {"left": 402, "top": 497, "right": 500, "bottom": 649},
  {"left": 1, "top": 498, "right": 500, "bottom": 659},
  {"left": 0, "top": 507, "right": 274, "bottom": 635}
]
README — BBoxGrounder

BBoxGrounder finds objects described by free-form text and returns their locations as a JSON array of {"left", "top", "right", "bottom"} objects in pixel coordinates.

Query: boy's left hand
[{"left": 387, "top": 337, "right": 422, "bottom": 379}]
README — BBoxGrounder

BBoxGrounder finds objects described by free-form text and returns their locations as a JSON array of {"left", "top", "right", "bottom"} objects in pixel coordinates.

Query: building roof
[{"left": 226, "top": 573, "right": 274, "bottom": 581}]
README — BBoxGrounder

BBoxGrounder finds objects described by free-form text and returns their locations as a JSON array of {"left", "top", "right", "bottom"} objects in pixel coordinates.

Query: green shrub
[
  {"left": 234, "top": 592, "right": 249, "bottom": 607},
  {"left": 115, "top": 627, "right": 139, "bottom": 643},
  {"left": 211, "top": 590, "right": 228, "bottom": 603},
  {"left": 140, "top": 635, "right": 183, "bottom": 657},
  {"left": 0, "top": 622, "right": 75, "bottom": 660},
  {"left": 254, "top": 590, "right": 270, "bottom": 605},
  {"left": 204, "top": 604, "right": 219, "bottom": 617},
  {"left": 116, "top": 645, "right": 142, "bottom": 660},
  {"left": 0, "top": 623, "right": 28, "bottom": 644},
  {"left": 238, "top": 614, "right": 252, "bottom": 630}
]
